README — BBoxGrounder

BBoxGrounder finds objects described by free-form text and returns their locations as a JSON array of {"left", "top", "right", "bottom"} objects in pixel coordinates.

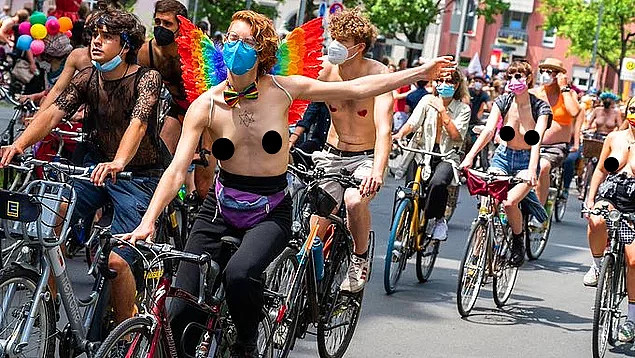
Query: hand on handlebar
[
  {"left": 91, "top": 159, "right": 125, "bottom": 186},
  {"left": 121, "top": 220, "right": 155, "bottom": 245},
  {"left": 0, "top": 144, "right": 23, "bottom": 168},
  {"left": 360, "top": 172, "right": 383, "bottom": 197},
  {"left": 458, "top": 156, "right": 474, "bottom": 171},
  {"left": 518, "top": 170, "right": 537, "bottom": 187}
]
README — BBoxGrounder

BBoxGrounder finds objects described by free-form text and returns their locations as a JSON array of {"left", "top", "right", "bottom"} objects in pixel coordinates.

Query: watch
[{"left": 560, "top": 86, "right": 571, "bottom": 93}]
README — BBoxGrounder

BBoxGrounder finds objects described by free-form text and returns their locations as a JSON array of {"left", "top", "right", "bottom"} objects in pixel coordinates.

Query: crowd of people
[{"left": 0, "top": 2, "right": 632, "bottom": 357}]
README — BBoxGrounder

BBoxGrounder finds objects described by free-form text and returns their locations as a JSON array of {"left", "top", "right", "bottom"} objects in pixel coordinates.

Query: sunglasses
[
  {"left": 539, "top": 69, "right": 559, "bottom": 75},
  {"left": 504, "top": 73, "right": 526, "bottom": 81},
  {"left": 437, "top": 78, "right": 456, "bottom": 85}
]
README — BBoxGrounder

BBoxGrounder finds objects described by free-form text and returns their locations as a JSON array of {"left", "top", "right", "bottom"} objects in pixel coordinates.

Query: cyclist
[
  {"left": 466, "top": 75, "right": 490, "bottom": 147},
  {"left": 459, "top": 61, "right": 551, "bottom": 267},
  {"left": 126, "top": 10, "right": 453, "bottom": 357},
  {"left": 584, "top": 96, "right": 635, "bottom": 340},
  {"left": 392, "top": 68, "right": 470, "bottom": 240},
  {"left": 311, "top": 8, "right": 395, "bottom": 294},
  {"left": 531, "top": 58, "right": 581, "bottom": 211},
  {"left": 588, "top": 92, "right": 622, "bottom": 135},
  {"left": 0, "top": 8, "right": 163, "bottom": 326},
  {"left": 289, "top": 101, "right": 330, "bottom": 154}
]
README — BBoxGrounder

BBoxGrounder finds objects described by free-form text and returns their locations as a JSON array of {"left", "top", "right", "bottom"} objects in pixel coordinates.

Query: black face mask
[
  {"left": 603, "top": 100, "right": 611, "bottom": 109},
  {"left": 154, "top": 26, "right": 176, "bottom": 46}
]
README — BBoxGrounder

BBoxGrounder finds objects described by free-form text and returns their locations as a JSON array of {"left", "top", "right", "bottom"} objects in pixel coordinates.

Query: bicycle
[
  {"left": 95, "top": 237, "right": 274, "bottom": 358},
  {"left": 0, "top": 158, "right": 137, "bottom": 357},
  {"left": 584, "top": 205, "right": 635, "bottom": 358},
  {"left": 578, "top": 132, "right": 605, "bottom": 201},
  {"left": 262, "top": 165, "right": 375, "bottom": 358},
  {"left": 456, "top": 168, "right": 530, "bottom": 317},
  {"left": 384, "top": 142, "right": 459, "bottom": 294}
]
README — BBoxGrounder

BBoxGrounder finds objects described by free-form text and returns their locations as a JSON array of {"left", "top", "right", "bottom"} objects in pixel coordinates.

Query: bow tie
[{"left": 223, "top": 82, "right": 259, "bottom": 108}]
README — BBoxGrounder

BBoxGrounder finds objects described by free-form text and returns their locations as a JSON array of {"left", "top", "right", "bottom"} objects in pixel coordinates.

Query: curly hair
[
  {"left": 90, "top": 8, "right": 146, "bottom": 64},
  {"left": 230, "top": 11, "right": 278, "bottom": 77},
  {"left": 506, "top": 61, "right": 534, "bottom": 87},
  {"left": 328, "top": 8, "right": 377, "bottom": 54}
]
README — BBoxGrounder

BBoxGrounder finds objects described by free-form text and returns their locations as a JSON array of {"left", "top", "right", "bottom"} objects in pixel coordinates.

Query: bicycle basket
[
  {"left": 582, "top": 138, "right": 604, "bottom": 158},
  {"left": 464, "top": 169, "right": 510, "bottom": 201}
]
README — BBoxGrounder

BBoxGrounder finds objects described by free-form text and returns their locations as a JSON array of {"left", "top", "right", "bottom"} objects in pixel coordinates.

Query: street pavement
[{"left": 0, "top": 102, "right": 631, "bottom": 357}]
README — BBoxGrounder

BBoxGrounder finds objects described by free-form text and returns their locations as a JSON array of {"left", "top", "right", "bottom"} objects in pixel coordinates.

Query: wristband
[{"left": 560, "top": 86, "right": 571, "bottom": 93}]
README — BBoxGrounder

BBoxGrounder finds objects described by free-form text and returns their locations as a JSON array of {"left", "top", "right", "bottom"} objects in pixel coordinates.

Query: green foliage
[
  {"left": 540, "top": 0, "right": 635, "bottom": 73},
  {"left": 196, "top": 0, "right": 281, "bottom": 34},
  {"left": 343, "top": 0, "right": 508, "bottom": 43}
]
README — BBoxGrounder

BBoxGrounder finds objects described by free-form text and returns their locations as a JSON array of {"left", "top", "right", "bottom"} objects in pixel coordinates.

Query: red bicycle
[{"left": 94, "top": 237, "right": 274, "bottom": 358}]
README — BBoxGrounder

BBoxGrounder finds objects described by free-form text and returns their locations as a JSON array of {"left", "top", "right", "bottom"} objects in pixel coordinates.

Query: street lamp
[{"left": 586, "top": 0, "right": 604, "bottom": 90}]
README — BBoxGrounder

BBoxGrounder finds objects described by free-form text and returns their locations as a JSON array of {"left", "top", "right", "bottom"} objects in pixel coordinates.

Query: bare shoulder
[
  {"left": 364, "top": 58, "right": 388, "bottom": 75},
  {"left": 68, "top": 47, "right": 92, "bottom": 70},
  {"left": 138, "top": 41, "right": 150, "bottom": 67},
  {"left": 318, "top": 60, "right": 334, "bottom": 80}
]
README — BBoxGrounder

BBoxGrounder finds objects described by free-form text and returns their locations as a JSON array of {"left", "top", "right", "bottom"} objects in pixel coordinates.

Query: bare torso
[
  {"left": 320, "top": 60, "right": 385, "bottom": 151},
  {"left": 593, "top": 107, "right": 620, "bottom": 135},
  {"left": 138, "top": 41, "right": 186, "bottom": 101},
  {"left": 498, "top": 99, "right": 536, "bottom": 151},
  {"left": 204, "top": 75, "right": 292, "bottom": 177}
]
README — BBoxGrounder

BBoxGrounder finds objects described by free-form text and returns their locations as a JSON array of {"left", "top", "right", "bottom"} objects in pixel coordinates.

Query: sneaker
[
  {"left": 432, "top": 218, "right": 448, "bottom": 241},
  {"left": 426, "top": 217, "right": 437, "bottom": 237},
  {"left": 561, "top": 189, "right": 569, "bottom": 201},
  {"left": 583, "top": 264, "right": 600, "bottom": 287},
  {"left": 509, "top": 236, "right": 525, "bottom": 267},
  {"left": 619, "top": 321, "right": 635, "bottom": 342},
  {"left": 340, "top": 255, "right": 369, "bottom": 294},
  {"left": 528, "top": 216, "right": 542, "bottom": 228}
]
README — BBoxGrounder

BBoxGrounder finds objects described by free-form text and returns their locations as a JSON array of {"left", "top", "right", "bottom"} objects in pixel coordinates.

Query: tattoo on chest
[{"left": 239, "top": 110, "right": 255, "bottom": 127}]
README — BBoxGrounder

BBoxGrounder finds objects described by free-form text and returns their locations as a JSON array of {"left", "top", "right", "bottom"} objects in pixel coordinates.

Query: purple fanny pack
[{"left": 215, "top": 179, "right": 286, "bottom": 229}]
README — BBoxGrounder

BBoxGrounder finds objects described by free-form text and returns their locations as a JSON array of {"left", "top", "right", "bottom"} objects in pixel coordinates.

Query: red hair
[{"left": 230, "top": 11, "right": 278, "bottom": 77}]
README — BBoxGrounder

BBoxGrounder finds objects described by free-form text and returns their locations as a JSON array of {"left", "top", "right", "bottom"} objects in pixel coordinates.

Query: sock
[
  {"left": 354, "top": 250, "right": 369, "bottom": 260},
  {"left": 629, "top": 302, "right": 635, "bottom": 322},
  {"left": 512, "top": 232, "right": 524, "bottom": 242},
  {"left": 593, "top": 256, "right": 602, "bottom": 269}
]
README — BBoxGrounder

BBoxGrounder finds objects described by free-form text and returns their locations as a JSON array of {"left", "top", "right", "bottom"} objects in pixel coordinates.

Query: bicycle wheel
[
  {"left": 265, "top": 247, "right": 300, "bottom": 358},
  {"left": 95, "top": 316, "right": 165, "bottom": 358},
  {"left": 493, "top": 227, "right": 519, "bottom": 307},
  {"left": 592, "top": 254, "right": 616, "bottom": 358},
  {"left": 524, "top": 211, "right": 552, "bottom": 260},
  {"left": 384, "top": 198, "right": 413, "bottom": 294},
  {"left": 317, "top": 244, "right": 363, "bottom": 358},
  {"left": 0, "top": 265, "right": 55, "bottom": 358},
  {"left": 415, "top": 235, "right": 439, "bottom": 283},
  {"left": 456, "top": 222, "right": 488, "bottom": 317}
]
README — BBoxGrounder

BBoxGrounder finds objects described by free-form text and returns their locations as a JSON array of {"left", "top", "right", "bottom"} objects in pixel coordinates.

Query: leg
[
  {"left": 562, "top": 149, "right": 581, "bottom": 190},
  {"left": 621, "top": 241, "right": 635, "bottom": 341},
  {"left": 224, "top": 215, "right": 290, "bottom": 349},
  {"left": 582, "top": 200, "right": 612, "bottom": 286},
  {"left": 424, "top": 162, "right": 454, "bottom": 220},
  {"left": 536, "top": 157, "right": 551, "bottom": 205},
  {"left": 344, "top": 188, "right": 373, "bottom": 255},
  {"left": 503, "top": 179, "right": 533, "bottom": 267},
  {"left": 159, "top": 115, "right": 182, "bottom": 155}
]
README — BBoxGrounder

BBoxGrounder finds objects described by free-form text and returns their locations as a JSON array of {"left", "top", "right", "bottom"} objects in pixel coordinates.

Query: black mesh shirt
[{"left": 54, "top": 66, "right": 163, "bottom": 170}]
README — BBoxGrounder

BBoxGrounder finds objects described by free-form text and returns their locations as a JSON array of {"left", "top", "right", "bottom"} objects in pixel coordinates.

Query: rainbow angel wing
[
  {"left": 272, "top": 17, "right": 324, "bottom": 125},
  {"left": 176, "top": 15, "right": 227, "bottom": 104}
]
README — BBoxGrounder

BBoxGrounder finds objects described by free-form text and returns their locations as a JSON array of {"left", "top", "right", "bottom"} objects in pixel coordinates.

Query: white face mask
[
  {"left": 540, "top": 72, "right": 553, "bottom": 85},
  {"left": 327, "top": 40, "right": 359, "bottom": 65},
  {"left": 473, "top": 82, "right": 483, "bottom": 91}
]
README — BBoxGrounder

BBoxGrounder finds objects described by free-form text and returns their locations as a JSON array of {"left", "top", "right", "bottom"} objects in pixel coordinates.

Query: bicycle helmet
[{"left": 599, "top": 92, "right": 619, "bottom": 101}]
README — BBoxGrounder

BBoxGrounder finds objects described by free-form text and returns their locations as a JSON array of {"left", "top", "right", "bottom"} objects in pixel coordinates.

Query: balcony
[{"left": 497, "top": 28, "right": 528, "bottom": 44}]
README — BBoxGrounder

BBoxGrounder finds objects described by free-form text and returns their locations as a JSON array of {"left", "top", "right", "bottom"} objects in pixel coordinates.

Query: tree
[
  {"left": 195, "top": 0, "right": 281, "bottom": 34},
  {"left": 342, "top": 0, "right": 509, "bottom": 44},
  {"left": 540, "top": 0, "right": 635, "bottom": 91}
]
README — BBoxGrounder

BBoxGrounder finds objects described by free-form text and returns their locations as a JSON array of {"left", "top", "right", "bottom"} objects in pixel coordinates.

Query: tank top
[{"left": 552, "top": 93, "right": 575, "bottom": 126}]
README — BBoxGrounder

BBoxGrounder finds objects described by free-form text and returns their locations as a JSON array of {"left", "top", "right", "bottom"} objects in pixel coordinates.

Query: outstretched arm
[{"left": 281, "top": 57, "right": 454, "bottom": 103}]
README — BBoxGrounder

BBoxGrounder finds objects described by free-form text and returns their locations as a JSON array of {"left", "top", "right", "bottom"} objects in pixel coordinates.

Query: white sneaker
[
  {"left": 340, "top": 255, "right": 369, "bottom": 294},
  {"left": 426, "top": 217, "right": 437, "bottom": 237},
  {"left": 583, "top": 264, "right": 600, "bottom": 287},
  {"left": 528, "top": 216, "right": 542, "bottom": 228},
  {"left": 432, "top": 218, "right": 448, "bottom": 241}
]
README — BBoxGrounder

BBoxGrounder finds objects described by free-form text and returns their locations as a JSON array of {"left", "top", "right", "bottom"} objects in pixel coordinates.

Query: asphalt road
[{"left": 0, "top": 103, "right": 630, "bottom": 358}]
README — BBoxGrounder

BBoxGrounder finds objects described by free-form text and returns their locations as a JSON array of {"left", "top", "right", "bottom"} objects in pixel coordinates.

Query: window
[
  {"left": 542, "top": 28, "right": 556, "bottom": 48},
  {"left": 502, "top": 11, "right": 529, "bottom": 30},
  {"left": 450, "top": 0, "right": 478, "bottom": 35},
  {"left": 82, "top": 0, "right": 99, "bottom": 10}
]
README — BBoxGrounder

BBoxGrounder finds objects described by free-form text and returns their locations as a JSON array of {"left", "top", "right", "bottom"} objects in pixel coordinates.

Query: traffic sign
[{"left": 620, "top": 57, "right": 635, "bottom": 81}]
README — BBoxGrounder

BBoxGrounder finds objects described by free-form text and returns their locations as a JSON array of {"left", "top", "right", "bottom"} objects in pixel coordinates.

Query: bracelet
[{"left": 560, "top": 86, "right": 571, "bottom": 93}]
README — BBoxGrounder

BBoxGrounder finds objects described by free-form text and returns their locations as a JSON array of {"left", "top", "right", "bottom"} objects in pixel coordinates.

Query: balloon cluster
[{"left": 16, "top": 12, "right": 73, "bottom": 55}]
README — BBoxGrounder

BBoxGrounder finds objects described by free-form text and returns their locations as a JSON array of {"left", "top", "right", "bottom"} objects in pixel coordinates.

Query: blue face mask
[
  {"left": 222, "top": 40, "right": 258, "bottom": 76},
  {"left": 436, "top": 83, "right": 456, "bottom": 98},
  {"left": 92, "top": 45, "right": 126, "bottom": 73}
]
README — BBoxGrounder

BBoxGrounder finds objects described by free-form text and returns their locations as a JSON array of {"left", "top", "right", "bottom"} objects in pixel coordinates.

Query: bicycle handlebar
[
  {"left": 463, "top": 168, "right": 529, "bottom": 185},
  {"left": 395, "top": 141, "right": 460, "bottom": 158},
  {"left": 288, "top": 165, "right": 362, "bottom": 189},
  {"left": 581, "top": 205, "right": 635, "bottom": 222},
  {"left": 9, "top": 157, "right": 133, "bottom": 180}
]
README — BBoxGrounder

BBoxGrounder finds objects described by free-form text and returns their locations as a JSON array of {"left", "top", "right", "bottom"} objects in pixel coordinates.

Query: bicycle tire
[
  {"left": 265, "top": 247, "right": 301, "bottom": 358},
  {"left": 456, "top": 222, "right": 488, "bottom": 317},
  {"left": 317, "top": 242, "right": 363, "bottom": 358},
  {"left": 384, "top": 198, "right": 413, "bottom": 294},
  {"left": 94, "top": 315, "right": 165, "bottom": 358},
  {"left": 554, "top": 190, "right": 567, "bottom": 222},
  {"left": 0, "top": 265, "right": 55, "bottom": 358},
  {"left": 415, "top": 236, "right": 439, "bottom": 283},
  {"left": 524, "top": 211, "right": 552, "bottom": 260},
  {"left": 592, "top": 254, "right": 616, "bottom": 358},
  {"left": 493, "top": 227, "right": 519, "bottom": 307}
]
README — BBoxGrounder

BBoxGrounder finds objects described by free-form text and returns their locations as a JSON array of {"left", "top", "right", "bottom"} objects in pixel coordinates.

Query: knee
[
  {"left": 626, "top": 253, "right": 635, "bottom": 269},
  {"left": 224, "top": 262, "right": 257, "bottom": 293},
  {"left": 540, "top": 161, "right": 551, "bottom": 176},
  {"left": 344, "top": 189, "right": 366, "bottom": 212},
  {"left": 108, "top": 253, "right": 130, "bottom": 274},
  {"left": 503, "top": 198, "right": 519, "bottom": 211},
  {"left": 588, "top": 216, "right": 606, "bottom": 233}
]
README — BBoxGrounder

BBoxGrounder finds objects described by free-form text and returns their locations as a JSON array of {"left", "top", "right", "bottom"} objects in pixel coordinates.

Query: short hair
[
  {"left": 91, "top": 8, "right": 146, "bottom": 64},
  {"left": 15, "top": 9, "right": 28, "bottom": 22},
  {"left": 328, "top": 8, "right": 377, "bottom": 54},
  {"left": 154, "top": 0, "right": 187, "bottom": 21},
  {"left": 380, "top": 56, "right": 390, "bottom": 66},
  {"left": 506, "top": 60, "right": 534, "bottom": 87},
  {"left": 230, "top": 10, "right": 278, "bottom": 77}
]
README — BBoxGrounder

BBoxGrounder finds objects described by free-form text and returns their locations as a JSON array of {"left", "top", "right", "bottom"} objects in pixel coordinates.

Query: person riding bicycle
[
  {"left": 459, "top": 61, "right": 551, "bottom": 267},
  {"left": 0, "top": 8, "right": 163, "bottom": 326},
  {"left": 289, "top": 101, "right": 330, "bottom": 154},
  {"left": 588, "top": 92, "right": 622, "bottom": 136},
  {"left": 466, "top": 75, "right": 490, "bottom": 150},
  {"left": 531, "top": 58, "right": 581, "bottom": 215},
  {"left": 584, "top": 96, "right": 635, "bottom": 341},
  {"left": 125, "top": 9, "right": 453, "bottom": 357},
  {"left": 392, "top": 68, "right": 470, "bottom": 241}
]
